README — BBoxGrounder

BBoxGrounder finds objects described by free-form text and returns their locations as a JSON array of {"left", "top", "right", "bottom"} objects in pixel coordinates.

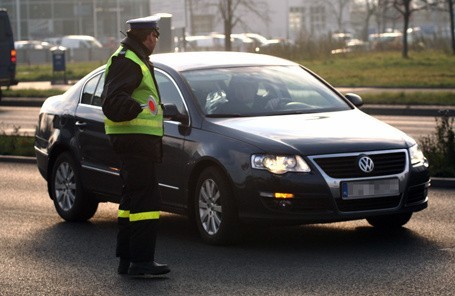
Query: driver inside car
[{"left": 211, "top": 76, "right": 261, "bottom": 115}]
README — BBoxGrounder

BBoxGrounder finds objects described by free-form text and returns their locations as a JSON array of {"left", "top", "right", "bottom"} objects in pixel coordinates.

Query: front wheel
[
  {"left": 194, "top": 167, "right": 240, "bottom": 245},
  {"left": 366, "top": 212, "right": 413, "bottom": 229},
  {"left": 50, "top": 152, "right": 98, "bottom": 221}
]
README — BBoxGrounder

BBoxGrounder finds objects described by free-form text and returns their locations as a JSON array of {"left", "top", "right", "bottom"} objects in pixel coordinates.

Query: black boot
[
  {"left": 118, "top": 258, "right": 130, "bottom": 275},
  {"left": 128, "top": 261, "right": 170, "bottom": 277}
]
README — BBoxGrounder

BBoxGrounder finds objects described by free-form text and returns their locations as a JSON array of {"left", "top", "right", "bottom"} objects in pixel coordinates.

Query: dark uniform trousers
[{"left": 111, "top": 134, "right": 162, "bottom": 263}]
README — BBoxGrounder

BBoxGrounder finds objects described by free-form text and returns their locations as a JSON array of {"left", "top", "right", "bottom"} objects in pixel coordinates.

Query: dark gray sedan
[{"left": 34, "top": 52, "right": 430, "bottom": 244}]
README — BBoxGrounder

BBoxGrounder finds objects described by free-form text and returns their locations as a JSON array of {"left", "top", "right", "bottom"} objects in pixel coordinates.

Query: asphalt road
[{"left": 0, "top": 162, "right": 454, "bottom": 295}]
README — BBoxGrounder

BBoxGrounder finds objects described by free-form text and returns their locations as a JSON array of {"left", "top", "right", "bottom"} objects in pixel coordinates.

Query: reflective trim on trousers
[
  {"left": 118, "top": 209, "right": 130, "bottom": 218},
  {"left": 129, "top": 211, "right": 160, "bottom": 222}
]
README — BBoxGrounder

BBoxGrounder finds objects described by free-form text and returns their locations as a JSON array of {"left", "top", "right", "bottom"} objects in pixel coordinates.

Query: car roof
[{"left": 150, "top": 51, "right": 297, "bottom": 72}]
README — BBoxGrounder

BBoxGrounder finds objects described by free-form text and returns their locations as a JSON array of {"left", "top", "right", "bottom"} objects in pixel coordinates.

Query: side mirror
[
  {"left": 345, "top": 93, "right": 363, "bottom": 107},
  {"left": 163, "top": 103, "right": 188, "bottom": 124}
]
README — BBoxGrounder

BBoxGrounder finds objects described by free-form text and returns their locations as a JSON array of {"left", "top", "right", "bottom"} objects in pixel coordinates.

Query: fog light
[
  {"left": 278, "top": 200, "right": 292, "bottom": 209},
  {"left": 274, "top": 193, "right": 294, "bottom": 199}
]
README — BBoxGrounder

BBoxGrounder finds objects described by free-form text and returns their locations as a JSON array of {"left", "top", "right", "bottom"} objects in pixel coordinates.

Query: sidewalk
[{"left": 10, "top": 81, "right": 73, "bottom": 91}]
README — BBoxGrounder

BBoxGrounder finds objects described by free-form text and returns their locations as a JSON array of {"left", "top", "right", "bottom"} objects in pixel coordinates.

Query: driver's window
[
  {"left": 155, "top": 71, "right": 186, "bottom": 115},
  {"left": 81, "top": 74, "right": 100, "bottom": 105}
]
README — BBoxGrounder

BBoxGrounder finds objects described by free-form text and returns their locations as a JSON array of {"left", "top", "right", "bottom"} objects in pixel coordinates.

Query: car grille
[{"left": 313, "top": 152, "right": 406, "bottom": 178}]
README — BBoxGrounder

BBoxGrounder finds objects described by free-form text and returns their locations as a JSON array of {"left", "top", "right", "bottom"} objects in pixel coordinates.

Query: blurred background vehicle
[
  {"left": 45, "top": 35, "right": 103, "bottom": 49},
  {"left": 0, "top": 8, "right": 18, "bottom": 101},
  {"left": 14, "top": 40, "right": 53, "bottom": 50},
  {"left": 183, "top": 32, "right": 284, "bottom": 53}
]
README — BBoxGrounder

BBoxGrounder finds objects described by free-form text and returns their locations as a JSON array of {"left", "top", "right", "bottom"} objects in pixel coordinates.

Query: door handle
[{"left": 75, "top": 121, "right": 88, "bottom": 128}]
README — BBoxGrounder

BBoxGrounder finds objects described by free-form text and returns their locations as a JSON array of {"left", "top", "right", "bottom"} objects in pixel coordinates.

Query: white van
[{"left": 60, "top": 35, "right": 103, "bottom": 49}]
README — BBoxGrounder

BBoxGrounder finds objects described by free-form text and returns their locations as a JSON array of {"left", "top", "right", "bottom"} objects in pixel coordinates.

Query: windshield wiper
[{"left": 206, "top": 113, "right": 247, "bottom": 118}]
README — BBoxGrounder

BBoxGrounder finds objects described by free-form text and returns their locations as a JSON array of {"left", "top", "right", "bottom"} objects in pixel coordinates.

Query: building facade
[
  {"left": 2, "top": 0, "right": 449, "bottom": 50},
  {"left": 150, "top": 0, "right": 352, "bottom": 41},
  {"left": 1, "top": 0, "right": 150, "bottom": 45}
]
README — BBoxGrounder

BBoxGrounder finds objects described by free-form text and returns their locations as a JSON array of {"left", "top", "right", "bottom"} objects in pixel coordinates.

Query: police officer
[{"left": 102, "top": 15, "right": 170, "bottom": 277}]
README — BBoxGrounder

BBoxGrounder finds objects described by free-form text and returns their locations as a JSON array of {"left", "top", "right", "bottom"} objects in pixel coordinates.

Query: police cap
[{"left": 126, "top": 15, "right": 160, "bottom": 30}]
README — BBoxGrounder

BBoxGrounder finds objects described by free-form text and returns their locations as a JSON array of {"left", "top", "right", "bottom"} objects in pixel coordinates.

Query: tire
[
  {"left": 194, "top": 167, "right": 240, "bottom": 245},
  {"left": 366, "top": 212, "right": 413, "bottom": 229},
  {"left": 50, "top": 152, "right": 98, "bottom": 221}
]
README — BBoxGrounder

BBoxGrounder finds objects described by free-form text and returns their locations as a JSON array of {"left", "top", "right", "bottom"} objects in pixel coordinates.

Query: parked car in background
[
  {"left": 184, "top": 33, "right": 283, "bottom": 53},
  {"left": 45, "top": 35, "right": 103, "bottom": 49},
  {"left": 368, "top": 28, "right": 424, "bottom": 51},
  {"left": 60, "top": 35, "right": 103, "bottom": 49},
  {"left": 0, "top": 8, "right": 18, "bottom": 101},
  {"left": 243, "top": 32, "right": 282, "bottom": 52},
  {"left": 34, "top": 52, "right": 430, "bottom": 245},
  {"left": 14, "top": 40, "right": 53, "bottom": 50}
]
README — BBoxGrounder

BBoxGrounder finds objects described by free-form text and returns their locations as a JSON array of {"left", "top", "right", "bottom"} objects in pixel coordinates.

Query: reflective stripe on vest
[
  {"left": 104, "top": 46, "right": 163, "bottom": 136},
  {"left": 118, "top": 209, "right": 160, "bottom": 221}
]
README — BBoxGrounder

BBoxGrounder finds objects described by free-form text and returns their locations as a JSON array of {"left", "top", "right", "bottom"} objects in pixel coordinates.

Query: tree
[
  {"left": 324, "top": 0, "right": 351, "bottom": 33},
  {"left": 393, "top": 0, "right": 414, "bottom": 58},
  {"left": 448, "top": 0, "right": 455, "bottom": 54},
  {"left": 362, "top": 0, "right": 379, "bottom": 41},
  {"left": 215, "top": 0, "right": 269, "bottom": 51},
  {"left": 373, "top": 0, "right": 396, "bottom": 35},
  {"left": 393, "top": 0, "right": 429, "bottom": 58}
]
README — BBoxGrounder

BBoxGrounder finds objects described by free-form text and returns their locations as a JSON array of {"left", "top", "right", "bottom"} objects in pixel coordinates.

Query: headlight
[
  {"left": 251, "top": 154, "right": 311, "bottom": 174},
  {"left": 409, "top": 144, "right": 429, "bottom": 167}
]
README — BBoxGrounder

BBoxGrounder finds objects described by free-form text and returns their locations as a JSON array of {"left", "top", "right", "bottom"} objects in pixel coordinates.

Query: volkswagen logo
[{"left": 358, "top": 156, "right": 374, "bottom": 173}]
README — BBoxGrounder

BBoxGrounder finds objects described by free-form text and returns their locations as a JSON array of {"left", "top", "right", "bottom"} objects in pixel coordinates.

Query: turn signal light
[
  {"left": 274, "top": 193, "right": 294, "bottom": 199},
  {"left": 11, "top": 50, "right": 17, "bottom": 63}
]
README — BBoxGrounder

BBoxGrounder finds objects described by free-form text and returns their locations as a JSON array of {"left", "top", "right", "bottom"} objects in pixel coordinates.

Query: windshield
[{"left": 181, "top": 65, "right": 351, "bottom": 117}]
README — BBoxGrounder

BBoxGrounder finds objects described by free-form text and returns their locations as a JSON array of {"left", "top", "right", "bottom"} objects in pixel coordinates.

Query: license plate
[{"left": 341, "top": 178, "right": 399, "bottom": 199}]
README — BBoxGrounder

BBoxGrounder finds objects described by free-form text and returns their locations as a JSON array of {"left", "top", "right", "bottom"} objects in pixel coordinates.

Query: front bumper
[{"left": 236, "top": 150, "right": 430, "bottom": 225}]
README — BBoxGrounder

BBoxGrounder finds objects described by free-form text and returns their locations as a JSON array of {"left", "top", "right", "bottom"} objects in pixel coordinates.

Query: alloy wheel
[
  {"left": 54, "top": 161, "right": 77, "bottom": 211},
  {"left": 198, "top": 178, "right": 223, "bottom": 235}
]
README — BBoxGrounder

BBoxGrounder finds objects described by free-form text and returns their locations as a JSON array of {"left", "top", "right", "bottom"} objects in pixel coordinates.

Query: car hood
[{"left": 206, "top": 109, "right": 414, "bottom": 155}]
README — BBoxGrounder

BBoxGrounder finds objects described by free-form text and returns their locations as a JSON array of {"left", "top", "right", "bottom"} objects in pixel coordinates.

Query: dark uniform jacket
[{"left": 102, "top": 34, "right": 162, "bottom": 161}]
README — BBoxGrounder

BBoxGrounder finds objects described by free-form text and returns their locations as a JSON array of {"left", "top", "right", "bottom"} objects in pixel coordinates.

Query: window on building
[
  {"left": 310, "top": 6, "right": 326, "bottom": 34},
  {"left": 193, "top": 15, "right": 214, "bottom": 34},
  {"left": 289, "top": 6, "right": 305, "bottom": 32},
  {"left": 29, "top": 3, "right": 52, "bottom": 19}
]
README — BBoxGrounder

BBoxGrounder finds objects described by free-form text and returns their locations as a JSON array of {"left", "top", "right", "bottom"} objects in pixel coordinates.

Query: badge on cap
[{"left": 141, "top": 95, "right": 159, "bottom": 116}]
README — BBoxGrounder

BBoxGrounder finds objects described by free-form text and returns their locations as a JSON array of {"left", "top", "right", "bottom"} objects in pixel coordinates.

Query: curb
[
  {"left": 0, "top": 155, "right": 37, "bottom": 164},
  {"left": 361, "top": 104, "right": 454, "bottom": 117},
  {"left": 1, "top": 155, "right": 453, "bottom": 189},
  {"left": 430, "top": 177, "right": 455, "bottom": 189},
  {"left": 0, "top": 97, "right": 45, "bottom": 107}
]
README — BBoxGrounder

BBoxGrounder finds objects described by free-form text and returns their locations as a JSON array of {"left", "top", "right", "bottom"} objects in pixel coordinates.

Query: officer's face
[{"left": 145, "top": 30, "right": 159, "bottom": 53}]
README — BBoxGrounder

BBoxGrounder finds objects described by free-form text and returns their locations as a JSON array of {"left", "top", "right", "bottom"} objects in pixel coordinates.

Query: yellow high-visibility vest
[{"left": 104, "top": 46, "right": 163, "bottom": 136}]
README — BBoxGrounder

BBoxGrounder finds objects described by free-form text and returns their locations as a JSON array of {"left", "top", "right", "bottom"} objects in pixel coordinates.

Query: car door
[
  {"left": 75, "top": 70, "right": 122, "bottom": 200},
  {"left": 154, "top": 69, "right": 190, "bottom": 208}
]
